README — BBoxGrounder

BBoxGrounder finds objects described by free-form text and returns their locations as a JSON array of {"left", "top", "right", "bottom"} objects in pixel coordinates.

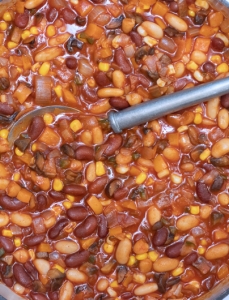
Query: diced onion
[
  {"left": 124, "top": 44, "right": 135, "bottom": 58},
  {"left": 35, "top": 75, "right": 52, "bottom": 106},
  {"left": 78, "top": 58, "right": 94, "bottom": 77}
]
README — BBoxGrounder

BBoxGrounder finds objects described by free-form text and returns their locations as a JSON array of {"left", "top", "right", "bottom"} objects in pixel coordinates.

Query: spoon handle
[{"left": 108, "top": 76, "right": 229, "bottom": 133}]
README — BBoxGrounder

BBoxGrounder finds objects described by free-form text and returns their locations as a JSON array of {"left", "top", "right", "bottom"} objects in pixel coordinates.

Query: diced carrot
[
  {"left": 109, "top": 226, "right": 122, "bottom": 236},
  {"left": 85, "top": 23, "right": 104, "bottom": 39},
  {"left": 11, "top": 27, "right": 22, "bottom": 44},
  {"left": 98, "top": 48, "right": 112, "bottom": 59},
  {"left": 153, "top": 154, "right": 168, "bottom": 173},
  {"left": 62, "top": 88, "right": 77, "bottom": 104},
  {"left": 37, "top": 243, "right": 52, "bottom": 252},
  {"left": 31, "top": 171, "right": 51, "bottom": 191},
  {"left": 185, "top": 37, "right": 193, "bottom": 54},
  {"left": 22, "top": 56, "right": 32, "bottom": 71},
  {"left": 74, "top": 0, "right": 93, "bottom": 16},
  {"left": 87, "top": 196, "right": 103, "bottom": 214},
  {"left": 107, "top": 4, "right": 122, "bottom": 17},
  {"left": 39, "top": 127, "right": 61, "bottom": 147},
  {"left": 123, "top": 273, "right": 133, "bottom": 287},
  {"left": 13, "top": 83, "right": 32, "bottom": 104},
  {"left": 80, "top": 237, "right": 97, "bottom": 250},
  {"left": 10, "top": 55, "right": 24, "bottom": 67},
  {"left": 129, "top": 166, "right": 141, "bottom": 176},
  {"left": 152, "top": 1, "right": 169, "bottom": 16},
  {"left": 0, "top": 179, "right": 9, "bottom": 190},
  {"left": 16, "top": 1, "right": 25, "bottom": 13},
  {"left": 208, "top": 12, "right": 224, "bottom": 28},
  {"left": 199, "top": 25, "right": 218, "bottom": 37},
  {"left": 0, "top": 33, "right": 4, "bottom": 45},
  {"left": 0, "top": 138, "right": 10, "bottom": 153},
  {"left": 0, "top": 163, "right": 9, "bottom": 178},
  {"left": 140, "top": 0, "right": 156, "bottom": 5},
  {"left": 155, "top": 17, "right": 166, "bottom": 29},
  {"left": 194, "top": 37, "right": 211, "bottom": 52},
  {"left": 6, "top": 181, "right": 21, "bottom": 198},
  {"left": 167, "top": 132, "right": 180, "bottom": 147},
  {"left": 120, "top": 200, "right": 137, "bottom": 210},
  {"left": 39, "top": 275, "right": 49, "bottom": 285},
  {"left": 17, "top": 188, "right": 32, "bottom": 203},
  {"left": 0, "top": 46, "right": 9, "bottom": 57},
  {"left": 18, "top": 153, "right": 33, "bottom": 165},
  {"left": 137, "top": 87, "right": 150, "bottom": 99}
]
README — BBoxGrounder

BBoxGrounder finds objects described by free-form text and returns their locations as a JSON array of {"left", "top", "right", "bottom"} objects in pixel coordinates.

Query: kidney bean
[
  {"left": 184, "top": 251, "right": 198, "bottom": 266},
  {"left": 114, "top": 48, "right": 132, "bottom": 74},
  {"left": 0, "top": 195, "right": 27, "bottom": 211},
  {"left": 49, "top": 190, "right": 65, "bottom": 201},
  {"left": 66, "top": 205, "right": 88, "bottom": 221},
  {"left": 114, "top": 187, "right": 128, "bottom": 200},
  {"left": 13, "top": 263, "right": 32, "bottom": 286},
  {"left": 75, "top": 146, "right": 94, "bottom": 160},
  {"left": 24, "top": 234, "right": 45, "bottom": 246},
  {"left": 46, "top": 8, "right": 58, "bottom": 22},
  {"left": 2, "top": 277, "right": 13, "bottom": 287},
  {"left": 196, "top": 181, "right": 211, "bottom": 203},
  {"left": 65, "top": 57, "right": 77, "bottom": 69},
  {"left": 170, "top": 1, "right": 178, "bottom": 12},
  {"left": 104, "top": 134, "right": 123, "bottom": 156},
  {"left": 76, "top": 16, "right": 86, "bottom": 26},
  {"left": 165, "top": 241, "right": 183, "bottom": 258},
  {"left": 24, "top": 261, "right": 38, "bottom": 280},
  {"left": 109, "top": 97, "right": 130, "bottom": 110},
  {"left": 36, "top": 194, "right": 47, "bottom": 211},
  {"left": 63, "top": 184, "right": 87, "bottom": 196},
  {"left": 0, "top": 236, "right": 14, "bottom": 253},
  {"left": 153, "top": 227, "right": 168, "bottom": 246},
  {"left": 62, "top": 7, "right": 77, "bottom": 24},
  {"left": 65, "top": 250, "right": 89, "bottom": 267},
  {"left": 98, "top": 215, "right": 108, "bottom": 238},
  {"left": 221, "top": 94, "right": 229, "bottom": 108},
  {"left": 212, "top": 37, "right": 225, "bottom": 52},
  {"left": 28, "top": 116, "right": 46, "bottom": 141},
  {"left": 48, "top": 218, "right": 69, "bottom": 239},
  {"left": 0, "top": 103, "right": 14, "bottom": 115},
  {"left": 203, "top": 62, "right": 215, "bottom": 73},
  {"left": 94, "top": 71, "right": 111, "bottom": 87},
  {"left": 88, "top": 176, "right": 108, "bottom": 194},
  {"left": 30, "top": 292, "right": 48, "bottom": 300},
  {"left": 130, "top": 31, "right": 143, "bottom": 47},
  {"left": 74, "top": 215, "right": 97, "bottom": 238},
  {"left": 48, "top": 292, "right": 59, "bottom": 300},
  {"left": 14, "top": 12, "right": 29, "bottom": 28}
]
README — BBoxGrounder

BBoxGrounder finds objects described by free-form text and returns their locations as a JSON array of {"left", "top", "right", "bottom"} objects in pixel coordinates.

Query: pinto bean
[
  {"left": 153, "top": 257, "right": 179, "bottom": 272},
  {"left": 116, "top": 238, "right": 132, "bottom": 264},
  {"left": 147, "top": 206, "right": 161, "bottom": 226},
  {"left": 74, "top": 215, "right": 97, "bottom": 238},
  {"left": 36, "top": 194, "right": 47, "bottom": 211},
  {"left": 14, "top": 12, "right": 29, "bottom": 28},
  {"left": 48, "top": 218, "right": 69, "bottom": 239},
  {"left": 30, "top": 292, "right": 48, "bottom": 300},
  {"left": 109, "top": 97, "right": 130, "bottom": 110},
  {"left": 196, "top": 181, "right": 211, "bottom": 203},
  {"left": 205, "top": 243, "right": 229, "bottom": 260},
  {"left": 134, "top": 283, "right": 158, "bottom": 296},
  {"left": 88, "top": 176, "right": 108, "bottom": 194},
  {"left": 94, "top": 71, "right": 111, "bottom": 87},
  {"left": 0, "top": 103, "right": 14, "bottom": 115},
  {"left": 176, "top": 215, "right": 199, "bottom": 231},
  {"left": 55, "top": 240, "right": 79, "bottom": 254},
  {"left": 0, "top": 236, "right": 14, "bottom": 253},
  {"left": 65, "top": 250, "right": 89, "bottom": 267},
  {"left": 28, "top": 116, "right": 46, "bottom": 141},
  {"left": 153, "top": 227, "right": 168, "bottom": 246},
  {"left": 212, "top": 138, "right": 229, "bottom": 158},
  {"left": 11, "top": 212, "right": 32, "bottom": 227},
  {"left": 165, "top": 241, "right": 183, "bottom": 258},
  {"left": 114, "top": 48, "right": 132, "bottom": 74},
  {"left": 66, "top": 205, "right": 88, "bottom": 221},
  {"left": 0, "top": 211, "right": 9, "bottom": 227},
  {"left": 104, "top": 134, "right": 123, "bottom": 156},
  {"left": 184, "top": 251, "right": 198, "bottom": 266},
  {"left": 63, "top": 184, "right": 87, "bottom": 196},
  {"left": 13, "top": 263, "right": 32, "bottom": 287},
  {"left": 98, "top": 215, "right": 108, "bottom": 238},
  {"left": 75, "top": 146, "right": 94, "bottom": 160},
  {"left": 0, "top": 195, "right": 27, "bottom": 211},
  {"left": 24, "top": 234, "right": 45, "bottom": 246},
  {"left": 66, "top": 268, "right": 88, "bottom": 284}
]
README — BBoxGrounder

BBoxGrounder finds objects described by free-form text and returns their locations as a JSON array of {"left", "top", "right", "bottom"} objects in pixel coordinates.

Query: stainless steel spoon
[{"left": 8, "top": 76, "right": 229, "bottom": 146}]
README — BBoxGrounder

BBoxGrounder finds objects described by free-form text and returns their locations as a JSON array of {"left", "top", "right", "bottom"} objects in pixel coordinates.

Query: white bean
[
  {"left": 147, "top": 206, "right": 161, "bottom": 226},
  {"left": 206, "top": 97, "right": 220, "bottom": 119},
  {"left": 165, "top": 13, "right": 188, "bottom": 32},
  {"left": 97, "top": 278, "right": 109, "bottom": 292},
  {"left": 212, "top": 138, "right": 229, "bottom": 158},
  {"left": 33, "top": 259, "right": 50, "bottom": 275},
  {"left": 10, "top": 212, "right": 32, "bottom": 227},
  {"left": 134, "top": 283, "right": 158, "bottom": 296},
  {"left": 218, "top": 108, "right": 229, "bottom": 129},
  {"left": 54, "top": 240, "right": 79, "bottom": 254},
  {"left": 191, "top": 50, "right": 207, "bottom": 65},
  {"left": 113, "top": 70, "right": 126, "bottom": 88},
  {"left": 59, "top": 281, "right": 74, "bottom": 300},
  {"left": 97, "top": 88, "right": 124, "bottom": 98},
  {"left": 153, "top": 257, "right": 179, "bottom": 272},
  {"left": 13, "top": 249, "right": 29, "bottom": 263},
  {"left": 140, "top": 21, "right": 163, "bottom": 39},
  {"left": 0, "top": 212, "right": 9, "bottom": 227},
  {"left": 176, "top": 215, "right": 199, "bottom": 231},
  {"left": 115, "top": 238, "right": 132, "bottom": 264},
  {"left": 66, "top": 269, "right": 88, "bottom": 283},
  {"left": 205, "top": 244, "right": 229, "bottom": 260}
]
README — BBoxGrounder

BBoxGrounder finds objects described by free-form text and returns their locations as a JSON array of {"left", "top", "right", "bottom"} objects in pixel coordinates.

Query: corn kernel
[
  {"left": 66, "top": 194, "right": 75, "bottom": 202},
  {"left": 190, "top": 280, "right": 200, "bottom": 289},
  {"left": 148, "top": 251, "right": 159, "bottom": 262},
  {"left": 70, "top": 119, "right": 82, "bottom": 132},
  {"left": 143, "top": 4, "right": 150, "bottom": 9},
  {"left": 217, "top": 63, "right": 229, "bottom": 73},
  {"left": 15, "top": 147, "right": 24, "bottom": 157},
  {"left": 194, "top": 113, "right": 203, "bottom": 124},
  {"left": 31, "top": 143, "right": 37, "bottom": 151},
  {"left": 103, "top": 243, "right": 114, "bottom": 253},
  {"left": 136, "top": 253, "right": 148, "bottom": 260},
  {"left": 7, "top": 41, "right": 18, "bottom": 49},
  {"left": 0, "top": 129, "right": 9, "bottom": 139},
  {"left": 157, "top": 78, "right": 166, "bottom": 87},
  {"left": 54, "top": 85, "right": 62, "bottom": 98},
  {"left": 177, "top": 125, "right": 188, "bottom": 133},
  {"left": 133, "top": 273, "right": 146, "bottom": 284},
  {"left": 210, "top": 55, "right": 222, "bottom": 65},
  {"left": 186, "top": 61, "right": 198, "bottom": 71},
  {"left": 143, "top": 36, "right": 158, "bottom": 47},
  {"left": 52, "top": 205, "right": 62, "bottom": 216},
  {"left": 167, "top": 64, "right": 176, "bottom": 75},
  {"left": 190, "top": 205, "right": 200, "bottom": 215},
  {"left": 98, "top": 62, "right": 110, "bottom": 72},
  {"left": 2, "top": 229, "right": 12, "bottom": 237},
  {"left": 13, "top": 173, "right": 21, "bottom": 181},
  {"left": 46, "top": 25, "right": 56, "bottom": 37},
  {"left": 3, "top": 12, "right": 12, "bottom": 22},
  {"left": 188, "top": 10, "right": 195, "bottom": 17},
  {"left": 30, "top": 26, "right": 39, "bottom": 35},
  {"left": 136, "top": 6, "right": 144, "bottom": 13},
  {"left": 195, "top": 106, "right": 202, "bottom": 113},
  {"left": 174, "top": 234, "right": 180, "bottom": 241},
  {"left": 53, "top": 178, "right": 64, "bottom": 191},
  {"left": 127, "top": 255, "right": 137, "bottom": 266},
  {"left": 63, "top": 201, "right": 72, "bottom": 209},
  {"left": 39, "top": 62, "right": 50, "bottom": 76},
  {"left": 43, "top": 113, "right": 54, "bottom": 125},
  {"left": 125, "top": 233, "right": 132, "bottom": 239},
  {"left": 197, "top": 246, "right": 206, "bottom": 254},
  {"left": 136, "top": 172, "right": 147, "bottom": 184},
  {"left": 87, "top": 78, "right": 96, "bottom": 88},
  {"left": 110, "top": 280, "right": 119, "bottom": 288},
  {"left": 96, "top": 161, "right": 106, "bottom": 176},
  {"left": 172, "top": 267, "right": 184, "bottom": 276},
  {"left": 28, "top": 249, "right": 35, "bottom": 260},
  {"left": 200, "top": 239, "right": 207, "bottom": 246},
  {"left": 53, "top": 264, "right": 65, "bottom": 273},
  {"left": 21, "top": 30, "right": 30, "bottom": 40},
  {"left": 170, "top": 173, "right": 182, "bottom": 184},
  {"left": 199, "top": 148, "right": 211, "bottom": 161},
  {"left": 0, "top": 21, "right": 7, "bottom": 31},
  {"left": 14, "top": 237, "right": 21, "bottom": 247},
  {"left": 157, "top": 168, "right": 170, "bottom": 179}
]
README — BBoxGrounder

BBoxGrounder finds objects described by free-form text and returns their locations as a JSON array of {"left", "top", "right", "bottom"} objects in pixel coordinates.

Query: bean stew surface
[{"left": 0, "top": 0, "right": 229, "bottom": 299}]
